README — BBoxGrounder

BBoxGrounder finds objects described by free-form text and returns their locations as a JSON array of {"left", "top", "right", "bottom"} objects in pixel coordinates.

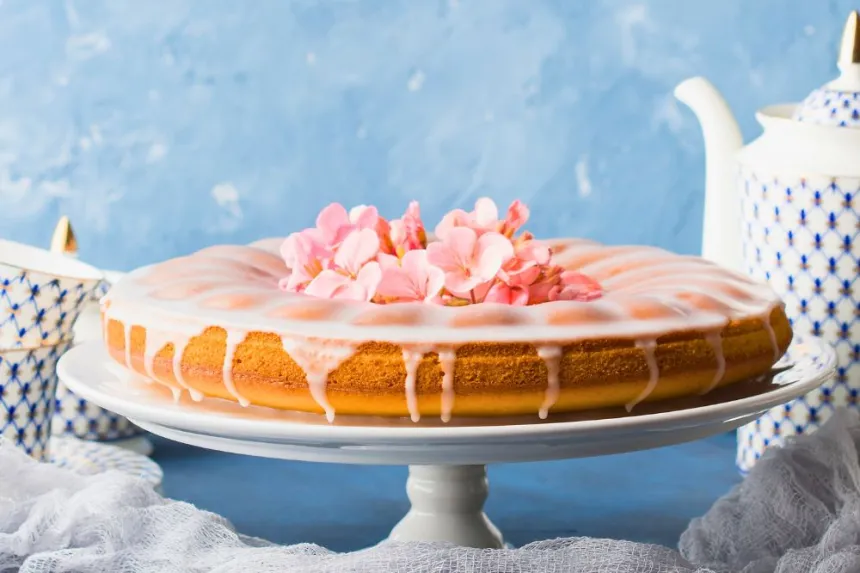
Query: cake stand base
[{"left": 389, "top": 465, "right": 503, "bottom": 548}]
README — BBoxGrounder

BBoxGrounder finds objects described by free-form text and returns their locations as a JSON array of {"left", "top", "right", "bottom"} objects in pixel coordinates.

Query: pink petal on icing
[{"left": 335, "top": 229, "right": 381, "bottom": 275}]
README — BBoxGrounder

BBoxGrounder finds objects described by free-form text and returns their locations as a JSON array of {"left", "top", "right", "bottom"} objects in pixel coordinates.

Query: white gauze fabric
[{"left": 2, "top": 409, "right": 860, "bottom": 573}]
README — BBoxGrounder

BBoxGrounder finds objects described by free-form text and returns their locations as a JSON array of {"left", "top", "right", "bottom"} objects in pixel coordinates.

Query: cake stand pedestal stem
[{"left": 388, "top": 464, "right": 504, "bottom": 548}]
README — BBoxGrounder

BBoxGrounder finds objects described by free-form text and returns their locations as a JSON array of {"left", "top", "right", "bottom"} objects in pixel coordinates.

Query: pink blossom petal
[
  {"left": 377, "top": 252, "right": 401, "bottom": 270},
  {"left": 356, "top": 261, "right": 383, "bottom": 300},
  {"left": 335, "top": 229, "right": 381, "bottom": 275},
  {"left": 424, "top": 265, "right": 445, "bottom": 301},
  {"left": 305, "top": 270, "right": 351, "bottom": 299},
  {"left": 445, "top": 272, "right": 482, "bottom": 294},
  {"left": 503, "top": 200, "right": 529, "bottom": 234},
  {"left": 316, "top": 203, "right": 350, "bottom": 242},
  {"left": 377, "top": 267, "right": 418, "bottom": 300},
  {"left": 332, "top": 281, "right": 368, "bottom": 301},
  {"left": 474, "top": 197, "right": 499, "bottom": 228},
  {"left": 434, "top": 208, "right": 470, "bottom": 240},
  {"left": 484, "top": 282, "right": 529, "bottom": 306},
  {"left": 474, "top": 232, "right": 514, "bottom": 280},
  {"left": 349, "top": 205, "right": 379, "bottom": 229},
  {"left": 445, "top": 227, "right": 480, "bottom": 267}
]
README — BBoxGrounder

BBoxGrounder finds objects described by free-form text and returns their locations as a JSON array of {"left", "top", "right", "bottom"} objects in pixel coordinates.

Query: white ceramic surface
[{"left": 58, "top": 337, "right": 834, "bottom": 547}]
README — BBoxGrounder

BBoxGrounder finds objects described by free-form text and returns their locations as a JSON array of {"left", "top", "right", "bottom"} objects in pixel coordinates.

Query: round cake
[{"left": 101, "top": 199, "right": 792, "bottom": 422}]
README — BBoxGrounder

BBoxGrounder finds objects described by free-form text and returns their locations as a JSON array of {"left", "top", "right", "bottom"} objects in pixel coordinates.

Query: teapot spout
[{"left": 674, "top": 77, "right": 745, "bottom": 273}]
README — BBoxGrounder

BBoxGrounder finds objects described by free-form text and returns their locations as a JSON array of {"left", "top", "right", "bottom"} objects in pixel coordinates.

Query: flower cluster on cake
[{"left": 279, "top": 197, "right": 602, "bottom": 306}]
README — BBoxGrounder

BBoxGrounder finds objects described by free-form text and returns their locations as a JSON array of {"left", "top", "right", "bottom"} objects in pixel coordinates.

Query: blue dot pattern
[
  {"left": 51, "top": 279, "right": 143, "bottom": 441},
  {"left": 53, "top": 380, "right": 143, "bottom": 441},
  {"left": 736, "top": 171, "right": 860, "bottom": 472},
  {"left": 794, "top": 88, "right": 860, "bottom": 128},
  {"left": 0, "top": 270, "right": 98, "bottom": 348},
  {"left": 0, "top": 340, "right": 72, "bottom": 460}
]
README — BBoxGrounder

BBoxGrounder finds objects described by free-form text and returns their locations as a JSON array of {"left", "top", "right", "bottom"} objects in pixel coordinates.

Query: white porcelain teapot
[
  {"left": 674, "top": 11, "right": 860, "bottom": 472},
  {"left": 675, "top": 11, "right": 860, "bottom": 275}
]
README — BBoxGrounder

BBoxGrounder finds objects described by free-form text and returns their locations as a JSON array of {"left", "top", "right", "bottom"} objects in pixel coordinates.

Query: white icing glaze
[
  {"left": 170, "top": 334, "right": 204, "bottom": 402},
  {"left": 701, "top": 332, "right": 727, "bottom": 395},
  {"left": 438, "top": 349, "right": 457, "bottom": 423},
  {"left": 537, "top": 345, "right": 563, "bottom": 419},
  {"left": 223, "top": 330, "right": 250, "bottom": 407},
  {"left": 627, "top": 340, "right": 659, "bottom": 412},
  {"left": 280, "top": 336, "right": 357, "bottom": 422},
  {"left": 100, "top": 238, "right": 787, "bottom": 421},
  {"left": 762, "top": 317, "right": 780, "bottom": 362},
  {"left": 402, "top": 346, "right": 432, "bottom": 422},
  {"left": 123, "top": 321, "right": 133, "bottom": 368}
]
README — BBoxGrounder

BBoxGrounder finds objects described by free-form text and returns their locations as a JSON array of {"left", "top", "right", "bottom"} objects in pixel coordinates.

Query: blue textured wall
[{"left": 0, "top": 0, "right": 854, "bottom": 271}]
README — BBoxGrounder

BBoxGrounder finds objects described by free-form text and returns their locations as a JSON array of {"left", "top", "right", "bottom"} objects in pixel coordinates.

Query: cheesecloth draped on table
[{"left": 2, "top": 410, "right": 860, "bottom": 573}]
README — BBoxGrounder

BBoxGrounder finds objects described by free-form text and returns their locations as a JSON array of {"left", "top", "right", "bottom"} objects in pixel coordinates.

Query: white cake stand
[{"left": 57, "top": 337, "right": 835, "bottom": 548}]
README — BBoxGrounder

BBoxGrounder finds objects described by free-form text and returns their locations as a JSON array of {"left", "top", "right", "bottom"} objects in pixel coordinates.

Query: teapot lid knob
[
  {"left": 793, "top": 10, "right": 860, "bottom": 127},
  {"left": 50, "top": 215, "right": 78, "bottom": 256},
  {"left": 839, "top": 10, "right": 860, "bottom": 66}
]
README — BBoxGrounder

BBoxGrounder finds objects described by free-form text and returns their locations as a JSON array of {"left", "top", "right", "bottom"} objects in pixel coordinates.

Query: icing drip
[
  {"left": 402, "top": 346, "right": 432, "bottom": 422},
  {"left": 537, "top": 346, "right": 563, "bottom": 419},
  {"left": 438, "top": 349, "right": 457, "bottom": 423},
  {"left": 123, "top": 322, "right": 133, "bottom": 368},
  {"left": 143, "top": 328, "right": 172, "bottom": 380},
  {"left": 222, "top": 330, "right": 250, "bottom": 407},
  {"left": 281, "top": 336, "right": 357, "bottom": 423},
  {"left": 626, "top": 340, "right": 659, "bottom": 412},
  {"left": 171, "top": 336, "right": 204, "bottom": 402},
  {"left": 99, "top": 239, "right": 788, "bottom": 421},
  {"left": 762, "top": 311, "right": 780, "bottom": 362},
  {"left": 700, "top": 333, "right": 726, "bottom": 395}
]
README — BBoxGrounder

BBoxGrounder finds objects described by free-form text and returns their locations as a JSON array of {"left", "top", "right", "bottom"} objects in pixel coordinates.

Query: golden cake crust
[{"left": 104, "top": 306, "right": 792, "bottom": 417}]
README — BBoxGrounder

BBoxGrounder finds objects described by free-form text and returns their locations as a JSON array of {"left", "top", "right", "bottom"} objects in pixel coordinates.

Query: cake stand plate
[{"left": 57, "top": 337, "right": 835, "bottom": 548}]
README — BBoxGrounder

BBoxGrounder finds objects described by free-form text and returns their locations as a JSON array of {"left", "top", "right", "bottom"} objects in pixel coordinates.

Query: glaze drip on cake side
[{"left": 101, "top": 238, "right": 787, "bottom": 422}]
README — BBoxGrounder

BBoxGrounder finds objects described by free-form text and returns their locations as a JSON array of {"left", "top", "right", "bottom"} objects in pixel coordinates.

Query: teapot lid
[{"left": 794, "top": 11, "right": 860, "bottom": 128}]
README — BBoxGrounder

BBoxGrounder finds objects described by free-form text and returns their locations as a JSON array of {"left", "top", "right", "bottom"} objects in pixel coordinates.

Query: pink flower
[
  {"left": 377, "top": 250, "right": 444, "bottom": 303},
  {"left": 279, "top": 230, "right": 330, "bottom": 292},
  {"left": 500, "top": 200, "right": 529, "bottom": 238},
  {"left": 549, "top": 271, "right": 603, "bottom": 302},
  {"left": 483, "top": 282, "right": 530, "bottom": 306},
  {"left": 434, "top": 208, "right": 472, "bottom": 240},
  {"left": 426, "top": 227, "right": 514, "bottom": 293},
  {"left": 500, "top": 238, "right": 551, "bottom": 287},
  {"left": 304, "top": 229, "right": 383, "bottom": 301},
  {"left": 433, "top": 197, "right": 530, "bottom": 240},
  {"left": 389, "top": 201, "right": 426, "bottom": 256},
  {"left": 315, "top": 203, "right": 388, "bottom": 248}
]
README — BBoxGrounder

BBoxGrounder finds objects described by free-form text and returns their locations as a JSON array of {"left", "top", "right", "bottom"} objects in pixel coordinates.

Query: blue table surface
[{"left": 151, "top": 432, "right": 742, "bottom": 552}]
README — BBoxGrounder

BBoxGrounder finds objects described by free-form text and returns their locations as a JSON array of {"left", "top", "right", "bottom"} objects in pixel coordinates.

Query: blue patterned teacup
[
  {"left": 52, "top": 270, "right": 146, "bottom": 444},
  {"left": 0, "top": 339, "right": 73, "bottom": 460},
  {"left": 0, "top": 240, "right": 103, "bottom": 348}
]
